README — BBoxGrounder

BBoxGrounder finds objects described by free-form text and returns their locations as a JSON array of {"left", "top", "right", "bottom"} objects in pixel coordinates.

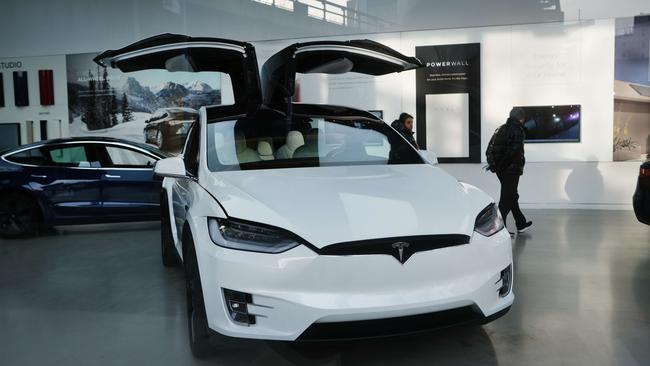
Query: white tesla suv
[{"left": 96, "top": 34, "right": 513, "bottom": 357}]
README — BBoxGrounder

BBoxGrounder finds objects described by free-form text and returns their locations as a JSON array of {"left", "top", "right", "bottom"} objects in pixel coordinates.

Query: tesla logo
[{"left": 392, "top": 242, "right": 410, "bottom": 264}]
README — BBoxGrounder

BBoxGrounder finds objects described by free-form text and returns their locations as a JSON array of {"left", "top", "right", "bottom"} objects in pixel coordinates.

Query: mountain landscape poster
[{"left": 66, "top": 52, "right": 222, "bottom": 147}]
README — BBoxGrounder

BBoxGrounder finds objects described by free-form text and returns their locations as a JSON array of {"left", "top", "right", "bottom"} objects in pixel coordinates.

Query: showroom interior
[{"left": 1, "top": 0, "right": 650, "bottom": 365}]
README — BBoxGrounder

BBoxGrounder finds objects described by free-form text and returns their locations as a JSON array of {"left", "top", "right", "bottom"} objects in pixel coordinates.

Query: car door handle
[
  {"left": 30, "top": 174, "right": 47, "bottom": 178},
  {"left": 104, "top": 174, "right": 121, "bottom": 179}
]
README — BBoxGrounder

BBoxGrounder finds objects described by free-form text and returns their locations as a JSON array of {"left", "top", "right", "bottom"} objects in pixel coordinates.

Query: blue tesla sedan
[{"left": 0, "top": 137, "right": 171, "bottom": 237}]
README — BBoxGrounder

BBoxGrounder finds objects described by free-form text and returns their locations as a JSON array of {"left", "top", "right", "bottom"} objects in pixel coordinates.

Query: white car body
[
  {"left": 96, "top": 34, "right": 513, "bottom": 347},
  {"left": 164, "top": 150, "right": 513, "bottom": 340}
]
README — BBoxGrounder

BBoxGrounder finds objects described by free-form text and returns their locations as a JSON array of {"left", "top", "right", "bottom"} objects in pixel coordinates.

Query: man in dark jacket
[
  {"left": 492, "top": 107, "right": 532, "bottom": 233},
  {"left": 391, "top": 113, "right": 419, "bottom": 149}
]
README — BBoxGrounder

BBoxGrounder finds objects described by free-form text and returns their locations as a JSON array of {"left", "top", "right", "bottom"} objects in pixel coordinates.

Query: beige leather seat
[
  {"left": 235, "top": 132, "right": 260, "bottom": 163},
  {"left": 257, "top": 140, "right": 275, "bottom": 161},
  {"left": 276, "top": 131, "right": 305, "bottom": 159}
]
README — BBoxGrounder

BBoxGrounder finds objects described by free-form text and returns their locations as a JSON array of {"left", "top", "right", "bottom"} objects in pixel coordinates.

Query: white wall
[
  {"left": 0, "top": 16, "right": 636, "bottom": 209},
  {"left": 254, "top": 19, "right": 639, "bottom": 209},
  {"left": 400, "top": 20, "right": 615, "bottom": 163},
  {"left": 400, "top": 20, "right": 638, "bottom": 209},
  {"left": 0, "top": 55, "right": 69, "bottom": 144}
]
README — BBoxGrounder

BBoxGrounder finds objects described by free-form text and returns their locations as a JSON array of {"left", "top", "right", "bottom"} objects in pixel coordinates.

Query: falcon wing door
[
  {"left": 94, "top": 33, "right": 261, "bottom": 115},
  {"left": 261, "top": 39, "right": 423, "bottom": 114}
]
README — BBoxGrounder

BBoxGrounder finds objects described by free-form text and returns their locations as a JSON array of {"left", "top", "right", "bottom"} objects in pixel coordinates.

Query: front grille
[
  {"left": 298, "top": 306, "right": 482, "bottom": 341},
  {"left": 318, "top": 234, "right": 470, "bottom": 264}
]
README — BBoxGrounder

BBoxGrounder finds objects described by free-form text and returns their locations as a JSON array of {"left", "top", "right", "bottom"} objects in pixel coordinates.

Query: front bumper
[{"left": 192, "top": 220, "right": 514, "bottom": 341}]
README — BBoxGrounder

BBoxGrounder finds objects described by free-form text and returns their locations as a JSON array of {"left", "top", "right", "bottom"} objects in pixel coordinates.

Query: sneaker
[{"left": 517, "top": 221, "right": 533, "bottom": 233}]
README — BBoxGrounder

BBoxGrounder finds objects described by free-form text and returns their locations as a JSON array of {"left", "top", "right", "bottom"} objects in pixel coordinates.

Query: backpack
[{"left": 485, "top": 126, "right": 503, "bottom": 173}]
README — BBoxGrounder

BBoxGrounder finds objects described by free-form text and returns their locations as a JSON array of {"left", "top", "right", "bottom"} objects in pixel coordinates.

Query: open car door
[
  {"left": 261, "top": 39, "right": 423, "bottom": 115},
  {"left": 94, "top": 33, "right": 261, "bottom": 115}
]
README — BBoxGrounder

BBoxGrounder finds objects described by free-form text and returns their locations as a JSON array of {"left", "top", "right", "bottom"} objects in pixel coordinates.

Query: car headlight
[
  {"left": 474, "top": 203, "right": 504, "bottom": 237},
  {"left": 208, "top": 217, "right": 301, "bottom": 253}
]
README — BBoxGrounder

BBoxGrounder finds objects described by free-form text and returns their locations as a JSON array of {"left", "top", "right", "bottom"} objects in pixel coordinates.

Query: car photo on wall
[{"left": 144, "top": 107, "right": 198, "bottom": 154}]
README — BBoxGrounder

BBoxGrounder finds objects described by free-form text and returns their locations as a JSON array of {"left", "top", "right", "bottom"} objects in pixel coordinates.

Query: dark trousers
[{"left": 497, "top": 171, "right": 527, "bottom": 228}]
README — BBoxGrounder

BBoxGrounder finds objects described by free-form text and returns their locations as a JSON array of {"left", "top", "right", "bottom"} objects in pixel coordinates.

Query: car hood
[{"left": 201, "top": 164, "right": 491, "bottom": 248}]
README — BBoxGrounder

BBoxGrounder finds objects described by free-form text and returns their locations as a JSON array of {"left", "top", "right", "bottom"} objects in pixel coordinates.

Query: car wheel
[
  {"left": 184, "top": 235, "right": 215, "bottom": 358},
  {"left": 0, "top": 193, "right": 41, "bottom": 238},
  {"left": 161, "top": 193, "right": 179, "bottom": 267}
]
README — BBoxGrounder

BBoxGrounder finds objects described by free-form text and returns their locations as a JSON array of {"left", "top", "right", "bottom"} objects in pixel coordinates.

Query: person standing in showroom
[
  {"left": 391, "top": 112, "right": 419, "bottom": 149},
  {"left": 487, "top": 107, "right": 533, "bottom": 234}
]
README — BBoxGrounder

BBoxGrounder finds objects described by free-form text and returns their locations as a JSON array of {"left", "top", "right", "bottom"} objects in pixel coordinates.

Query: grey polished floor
[{"left": 1, "top": 210, "right": 649, "bottom": 366}]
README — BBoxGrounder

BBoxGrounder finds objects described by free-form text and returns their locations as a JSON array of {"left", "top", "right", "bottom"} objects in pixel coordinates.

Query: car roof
[
  {"left": 155, "top": 107, "right": 198, "bottom": 114},
  {"left": 292, "top": 103, "right": 382, "bottom": 121},
  {"left": 1, "top": 137, "right": 171, "bottom": 158},
  {"left": 205, "top": 103, "right": 382, "bottom": 122}
]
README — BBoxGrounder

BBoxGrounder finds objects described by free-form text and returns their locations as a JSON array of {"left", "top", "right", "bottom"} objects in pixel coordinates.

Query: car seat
[{"left": 276, "top": 131, "right": 305, "bottom": 159}]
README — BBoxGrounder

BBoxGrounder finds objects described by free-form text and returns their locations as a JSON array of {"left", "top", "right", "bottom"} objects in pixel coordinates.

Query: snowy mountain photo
[{"left": 66, "top": 52, "right": 222, "bottom": 141}]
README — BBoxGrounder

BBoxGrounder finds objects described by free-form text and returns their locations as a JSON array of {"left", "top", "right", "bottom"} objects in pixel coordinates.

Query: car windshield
[{"left": 206, "top": 114, "right": 424, "bottom": 172}]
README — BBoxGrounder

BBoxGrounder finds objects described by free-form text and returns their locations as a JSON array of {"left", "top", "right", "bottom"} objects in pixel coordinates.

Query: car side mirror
[
  {"left": 419, "top": 149, "right": 438, "bottom": 165},
  {"left": 154, "top": 156, "right": 187, "bottom": 178}
]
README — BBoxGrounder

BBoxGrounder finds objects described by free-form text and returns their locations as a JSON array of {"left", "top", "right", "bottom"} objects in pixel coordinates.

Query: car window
[
  {"left": 105, "top": 146, "right": 156, "bottom": 168},
  {"left": 206, "top": 114, "right": 423, "bottom": 172},
  {"left": 48, "top": 145, "right": 96, "bottom": 167},
  {"left": 4, "top": 147, "right": 49, "bottom": 166}
]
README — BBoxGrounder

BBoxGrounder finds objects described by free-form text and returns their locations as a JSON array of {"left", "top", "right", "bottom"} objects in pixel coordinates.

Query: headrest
[
  {"left": 286, "top": 130, "right": 305, "bottom": 151},
  {"left": 303, "top": 128, "right": 320, "bottom": 144},
  {"left": 257, "top": 141, "right": 274, "bottom": 160}
]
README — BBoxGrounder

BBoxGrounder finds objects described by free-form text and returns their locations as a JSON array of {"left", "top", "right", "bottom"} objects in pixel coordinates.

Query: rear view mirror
[
  {"left": 419, "top": 150, "right": 438, "bottom": 165},
  {"left": 155, "top": 156, "right": 187, "bottom": 178}
]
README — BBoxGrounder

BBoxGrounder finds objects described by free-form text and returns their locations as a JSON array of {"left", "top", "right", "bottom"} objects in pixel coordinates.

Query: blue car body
[{"left": 0, "top": 137, "right": 170, "bottom": 233}]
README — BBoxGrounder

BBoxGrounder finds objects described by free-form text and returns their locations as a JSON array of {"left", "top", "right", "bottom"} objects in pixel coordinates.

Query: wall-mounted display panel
[
  {"left": 0, "top": 123, "right": 21, "bottom": 150},
  {"left": 13, "top": 71, "right": 29, "bottom": 107},
  {"left": 425, "top": 93, "right": 470, "bottom": 158},
  {"left": 518, "top": 105, "right": 581, "bottom": 143},
  {"left": 415, "top": 43, "right": 481, "bottom": 163},
  {"left": 39, "top": 69, "right": 54, "bottom": 105},
  {"left": 66, "top": 52, "right": 225, "bottom": 154}
]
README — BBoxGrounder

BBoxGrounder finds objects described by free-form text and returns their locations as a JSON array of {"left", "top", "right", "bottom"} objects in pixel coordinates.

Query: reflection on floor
[{"left": 1, "top": 210, "right": 649, "bottom": 366}]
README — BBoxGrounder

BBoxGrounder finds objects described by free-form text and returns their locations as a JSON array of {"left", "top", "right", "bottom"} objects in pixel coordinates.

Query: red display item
[{"left": 38, "top": 69, "right": 54, "bottom": 106}]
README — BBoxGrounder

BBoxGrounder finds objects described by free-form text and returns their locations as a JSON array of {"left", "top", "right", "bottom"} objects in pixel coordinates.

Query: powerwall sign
[
  {"left": 0, "top": 61, "right": 24, "bottom": 70},
  {"left": 416, "top": 43, "right": 481, "bottom": 163}
]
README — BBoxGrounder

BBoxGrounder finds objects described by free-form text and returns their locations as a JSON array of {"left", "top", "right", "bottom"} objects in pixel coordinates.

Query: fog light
[
  {"left": 223, "top": 288, "right": 256, "bottom": 325},
  {"left": 497, "top": 265, "right": 512, "bottom": 297}
]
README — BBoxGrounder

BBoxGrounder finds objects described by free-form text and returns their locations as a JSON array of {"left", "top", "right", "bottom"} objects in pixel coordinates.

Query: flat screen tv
[{"left": 517, "top": 105, "right": 581, "bottom": 143}]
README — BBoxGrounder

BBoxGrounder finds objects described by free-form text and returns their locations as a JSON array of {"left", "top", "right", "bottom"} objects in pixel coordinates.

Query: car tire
[
  {"left": 161, "top": 193, "right": 179, "bottom": 267},
  {"left": 0, "top": 192, "right": 42, "bottom": 238},
  {"left": 184, "top": 234, "right": 216, "bottom": 358}
]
